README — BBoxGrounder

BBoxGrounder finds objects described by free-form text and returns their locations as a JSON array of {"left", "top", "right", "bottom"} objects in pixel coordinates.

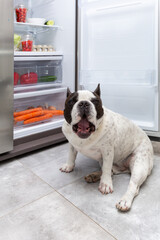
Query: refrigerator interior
[
  {"left": 13, "top": 0, "right": 76, "bottom": 139},
  {"left": 14, "top": 0, "right": 76, "bottom": 91},
  {"left": 79, "top": 0, "right": 159, "bottom": 132}
]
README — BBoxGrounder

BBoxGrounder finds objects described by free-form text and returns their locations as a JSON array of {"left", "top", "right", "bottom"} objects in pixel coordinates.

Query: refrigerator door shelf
[
  {"left": 14, "top": 51, "right": 63, "bottom": 57},
  {"left": 14, "top": 117, "right": 64, "bottom": 139}
]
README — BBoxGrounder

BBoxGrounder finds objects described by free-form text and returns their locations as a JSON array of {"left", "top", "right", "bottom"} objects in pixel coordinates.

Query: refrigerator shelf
[
  {"left": 14, "top": 117, "right": 64, "bottom": 139},
  {"left": 14, "top": 83, "right": 63, "bottom": 93},
  {"left": 14, "top": 87, "right": 67, "bottom": 100},
  {"left": 14, "top": 56, "right": 63, "bottom": 61},
  {"left": 14, "top": 22, "right": 62, "bottom": 34},
  {"left": 14, "top": 51, "right": 63, "bottom": 56}
]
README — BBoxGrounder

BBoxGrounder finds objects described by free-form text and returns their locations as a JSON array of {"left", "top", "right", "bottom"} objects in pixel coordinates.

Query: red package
[
  {"left": 22, "top": 40, "right": 33, "bottom": 51},
  {"left": 14, "top": 72, "right": 19, "bottom": 85},
  {"left": 20, "top": 72, "right": 38, "bottom": 85}
]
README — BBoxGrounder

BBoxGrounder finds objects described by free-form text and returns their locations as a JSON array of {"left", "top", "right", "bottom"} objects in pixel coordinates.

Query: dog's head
[{"left": 64, "top": 84, "right": 104, "bottom": 139}]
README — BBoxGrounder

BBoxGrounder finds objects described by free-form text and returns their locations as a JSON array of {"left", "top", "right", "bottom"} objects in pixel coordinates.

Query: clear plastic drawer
[
  {"left": 14, "top": 87, "right": 66, "bottom": 132},
  {"left": 14, "top": 57, "right": 62, "bottom": 88}
]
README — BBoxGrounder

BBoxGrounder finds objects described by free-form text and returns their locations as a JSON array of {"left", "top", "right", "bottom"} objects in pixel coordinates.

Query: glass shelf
[
  {"left": 14, "top": 22, "right": 62, "bottom": 34},
  {"left": 14, "top": 51, "right": 63, "bottom": 56}
]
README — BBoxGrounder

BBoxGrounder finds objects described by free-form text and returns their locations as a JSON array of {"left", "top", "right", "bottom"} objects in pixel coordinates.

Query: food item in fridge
[
  {"left": 14, "top": 72, "right": 19, "bottom": 85},
  {"left": 14, "top": 107, "right": 42, "bottom": 117},
  {"left": 37, "top": 45, "right": 43, "bottom": 52},
  {"left": 45, "top": 20, "right": 54, "bottom": 26},
  {"left": 21, "top": 34, "right": 33, "bottom": 51},
  {"left": 15, "top": 5, "right": 27, "bottom": 23},
  {"left": 15, "top": 111, "right": 45, "bottom": 122},
  {"left": 43, "top": 45, "right": 48, "bottom": 52},
  {"left": 48, "top": 45, "right": 55, "bottom": 52},
  {"left": 20, "top": 72, "right": 38, "bottom": 84},
  {"left": 23, "top": 113, "right": 53, "bottom": 125},
  {"left": 14, "top": 106, "right": 63, "bottom": 126},
  {"left": 48, "top": 106, "right": 56, "bottom": 110},
  {"left": 14, "top": 34, "right": 21, "bottom": 51},
  {"left": 22, "top": 40, "right": 33, "bottom": 51},
  {"left": 42, "top": 110, "right": 64, "bottom": 115},
  {"left": 38, "top": 75, "right": 57, "bottom": 82},
  {"left": 15, "top": 109, "right": 64, "bottom": 122}
]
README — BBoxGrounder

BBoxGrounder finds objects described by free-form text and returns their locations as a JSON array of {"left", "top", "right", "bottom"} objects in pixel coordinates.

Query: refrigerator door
[
  {"left": 0, "top": 0, "right": 14, "bottom": 154},
  {"left": 78, "top": 0, "right": 159, "bottom": 132}
]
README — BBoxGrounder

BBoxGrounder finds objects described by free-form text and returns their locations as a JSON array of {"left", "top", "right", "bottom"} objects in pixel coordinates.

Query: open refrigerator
[
  {"left": 0, "top": 0, "right": 160, "bottom": 161},
  {"left": 0, "top": 0, "right": 76, "bottom": 160}
]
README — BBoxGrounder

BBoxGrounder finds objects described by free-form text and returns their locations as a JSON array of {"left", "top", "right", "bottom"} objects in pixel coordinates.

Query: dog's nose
[{"left": 78, "top": 101, "right": 90, "bottom": 108}]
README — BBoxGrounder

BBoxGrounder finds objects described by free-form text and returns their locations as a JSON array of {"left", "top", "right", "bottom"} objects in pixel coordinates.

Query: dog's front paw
[
  {"left": 98, "top": 180, "right": 113, "bottom": 194},
  {"left": 60, "top": 163, "right": 74, "bottom": 173},
  {"left": 116, "top": 198, "right": 132, "bottom": 212}
]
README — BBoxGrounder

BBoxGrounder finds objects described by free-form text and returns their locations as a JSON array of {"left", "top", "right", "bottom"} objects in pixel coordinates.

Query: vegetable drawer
[
  {"left": 14, "top": 87, "right": 66, "bottom": 139},
  {"left": 14, "top": 56, "right": 62, "bottom": 87}
]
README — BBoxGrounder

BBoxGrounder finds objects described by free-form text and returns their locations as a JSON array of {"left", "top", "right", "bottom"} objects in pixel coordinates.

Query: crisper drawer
[
  {"left": 14, "top": 87, "right": 66, "bottom": 139},
  {"left": 14, "top": 56, "right": 62, "bottom": 88}
]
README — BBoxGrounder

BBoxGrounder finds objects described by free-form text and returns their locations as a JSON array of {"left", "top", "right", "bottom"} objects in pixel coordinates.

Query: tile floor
[{"left": 0, "top": 142, "right": 160, "bottom": 240}]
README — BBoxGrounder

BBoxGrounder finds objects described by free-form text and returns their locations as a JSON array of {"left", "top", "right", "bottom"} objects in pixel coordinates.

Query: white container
[{"left": 27, "top": 18, "right": 46, "bottom": 25}]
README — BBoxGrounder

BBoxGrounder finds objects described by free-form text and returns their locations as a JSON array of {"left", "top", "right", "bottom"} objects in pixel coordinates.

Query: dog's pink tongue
[{"left": 78, "top": 118, "right": 90, "bottom": 132}]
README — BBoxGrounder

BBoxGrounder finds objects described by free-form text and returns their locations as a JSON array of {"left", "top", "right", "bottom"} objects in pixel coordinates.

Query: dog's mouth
[{"left": 72, "top": 116, "right": 95, "bottom": 139}]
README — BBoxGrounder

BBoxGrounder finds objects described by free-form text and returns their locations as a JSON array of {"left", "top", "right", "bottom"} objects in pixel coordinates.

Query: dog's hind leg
[
  {"left": 116, "top": 139, "right": 153, "bottom": 212},
  {"left": 84, "top": 171, "right": 102, "bottom": 183}
]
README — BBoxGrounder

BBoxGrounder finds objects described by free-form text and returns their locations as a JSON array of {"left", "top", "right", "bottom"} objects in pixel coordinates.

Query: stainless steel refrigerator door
[
  {"left": 78, "top": 0, "right": 159, "bottom": 134},
  {"left": 0, "top": 0, "right": 14, "bottom": 154}
]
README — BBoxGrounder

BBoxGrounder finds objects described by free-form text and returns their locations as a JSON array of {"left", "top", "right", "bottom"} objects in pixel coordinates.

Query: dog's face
[{"left": 64, "top": 84, "right": 104, "bottom": 139}]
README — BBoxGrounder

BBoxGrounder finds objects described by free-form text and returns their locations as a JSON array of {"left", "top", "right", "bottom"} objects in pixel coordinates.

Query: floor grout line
[
  {"left": 0, "top": 191, "right": 53, "bottom": 220},
  {"left": 17, "top": 160, "right": 117, "bottom": 240}
]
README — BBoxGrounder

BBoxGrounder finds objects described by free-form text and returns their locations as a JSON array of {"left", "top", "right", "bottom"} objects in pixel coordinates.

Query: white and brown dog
[{"left": 60, "top": 84, "right": 153, "bottom": 212}]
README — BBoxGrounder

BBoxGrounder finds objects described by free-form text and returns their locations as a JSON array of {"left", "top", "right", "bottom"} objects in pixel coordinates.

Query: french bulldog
[{"left": 60, "top": 84, "right": 153, "bottom": 212}]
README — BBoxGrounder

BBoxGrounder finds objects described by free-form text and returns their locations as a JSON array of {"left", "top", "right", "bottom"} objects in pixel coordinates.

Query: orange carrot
[
  {"left": 15, "top": 111, "right": 45, "bottom": 122},
  {"left": 42, "top": 110, "right": 64, "bottom": 115},
  {"left": 14, "top": 107, "right": 42, "bottom": 117},
  {"left": 23, "top": 113, "right": 53, "bottom": 125}
]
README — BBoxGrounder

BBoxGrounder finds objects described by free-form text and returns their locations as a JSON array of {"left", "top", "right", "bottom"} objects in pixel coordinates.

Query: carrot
[
  {"left": 14, "top": 107, "right": 42, "bottom": 117},
  {"left": 15, "top": 110, "right": 45, "bottom": 122},
  {"left": 42, "top": 110, "right": 64, "bottom": 115},
  {"left": 23, "top": 113, "right": 53, "bottom": 125}
]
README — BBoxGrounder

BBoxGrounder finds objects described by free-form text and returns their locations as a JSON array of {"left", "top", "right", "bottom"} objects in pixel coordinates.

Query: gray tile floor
[{"left": 0, "top": 142, "right": 159, "bottom": 240}]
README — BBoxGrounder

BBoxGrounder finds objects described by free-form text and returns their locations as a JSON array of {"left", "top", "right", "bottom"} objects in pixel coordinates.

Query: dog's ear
[
  {"left": 67, "top": 88, "right": 72, "bottom": 98},
  {"left": 93, "top": 84, "right": 101, "bottom": 97}
]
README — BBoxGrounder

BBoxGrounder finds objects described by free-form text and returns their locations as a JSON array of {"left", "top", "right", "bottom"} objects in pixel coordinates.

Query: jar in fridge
[
  {"left": 15, "top": 5, "right": 27, "bottom": 23},
  {"left": 21, "top": 34, "right": 33, "bottom": 51}
]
